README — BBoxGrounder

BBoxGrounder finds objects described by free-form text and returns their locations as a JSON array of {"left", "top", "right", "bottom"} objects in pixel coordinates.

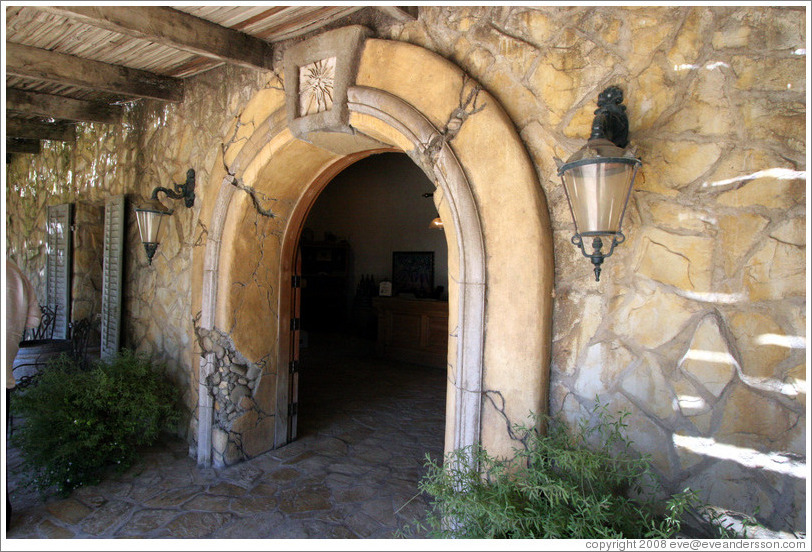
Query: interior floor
[{"left": 298, "top": 329, "right": 445, "bottom": 447}]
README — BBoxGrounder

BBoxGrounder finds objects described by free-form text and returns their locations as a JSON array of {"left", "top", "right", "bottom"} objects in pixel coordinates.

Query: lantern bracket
[
  {"left": 589, "top": 86, "right": 629, "bottom": 149},
  {"left": 151, "top": 168, "right": 195, "bottom": 208}
]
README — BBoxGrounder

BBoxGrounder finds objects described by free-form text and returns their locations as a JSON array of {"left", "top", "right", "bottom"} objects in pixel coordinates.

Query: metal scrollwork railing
[{"left": 23, "top": 304, "right": 58, "bottom": 341}]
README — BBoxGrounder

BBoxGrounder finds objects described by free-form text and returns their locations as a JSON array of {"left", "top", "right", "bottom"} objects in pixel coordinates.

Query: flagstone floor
[{"left": 4, "top": 333, "right": 447, "bottom": 539}]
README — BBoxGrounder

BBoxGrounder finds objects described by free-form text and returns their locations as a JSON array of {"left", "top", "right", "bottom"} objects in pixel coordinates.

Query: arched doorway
[
  {"left": 273, "top": 86, "right": 487, "bottom": 455},
  {"left": 194, "top": 32, "right": 553, "bottom": 468},
  {"left": 283, "top": 152, "right": 450, "bottom": 443}
]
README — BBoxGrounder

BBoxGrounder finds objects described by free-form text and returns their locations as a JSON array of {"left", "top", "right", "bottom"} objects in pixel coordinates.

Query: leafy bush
[
  {"left": 11, "top": 349, "right": 180, "bottom": 495},
  {"left": 406, "top": 403, "right": 698, "bottom": 539}
]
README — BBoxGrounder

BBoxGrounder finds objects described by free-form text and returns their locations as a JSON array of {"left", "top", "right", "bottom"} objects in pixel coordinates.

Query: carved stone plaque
[
  {"left": 298, "top": 57, "right": 336, "bottom": 116},
  {"left": 284, "top": 26, "right": 370, "bottom": 136},
  {"left": 284, "top": 26, "right": 388, "bottom": 154}
]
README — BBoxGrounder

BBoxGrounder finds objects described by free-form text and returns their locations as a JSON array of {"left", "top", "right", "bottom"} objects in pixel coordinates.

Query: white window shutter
[
  {"left": 100, "top": 195, "right": 125, "bottom": 360},
  {"left": 46, "top": 204, "right": 73, "bottom": 340}
]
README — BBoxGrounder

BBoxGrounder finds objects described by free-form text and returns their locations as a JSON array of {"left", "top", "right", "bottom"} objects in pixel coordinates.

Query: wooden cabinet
[{"left": 372, "top": 297, "right": 448, "bottom": 369}]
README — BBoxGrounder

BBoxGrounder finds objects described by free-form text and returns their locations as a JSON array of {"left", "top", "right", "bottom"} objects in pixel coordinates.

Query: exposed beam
[
  {"left": 258, "top": 7, "right": 363, "bottom": 42},
  {"left": 375, "top": 6, "right": 418, "bottom": 23},
  {"left": 169, "top": 57, "right": 222, "bottom": 79},
  {"left": 7, "top": 138, "right": 41, "bottom": 154},
  {"left": 40, "top": 6, "right": 275, "bottom": 71},
  {"left": 6, "top": 117, "right": 76, "bottom": 142},
  {"left": 6, "top": 42, "right": 184, "bottom": 103},
  {"left": 6, "top": 89, "right": 123, "bottom": 125}
]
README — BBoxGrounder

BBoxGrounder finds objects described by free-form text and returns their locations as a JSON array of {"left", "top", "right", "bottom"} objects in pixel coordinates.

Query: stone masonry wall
[
  {"left": 4, "top": 6, "right": 806, "bottom": 533},
  {"left": 6, "top": 64, "right": 275, "bottom": 441},
  {"left": 70, "top": 202, "right": 103, "bottom": 323},
  {"left": 70, "top": 201, "right": 104, "bottom": 349},
  {"left": 384, "top": 6, "right": 806, "bottom": 532}
]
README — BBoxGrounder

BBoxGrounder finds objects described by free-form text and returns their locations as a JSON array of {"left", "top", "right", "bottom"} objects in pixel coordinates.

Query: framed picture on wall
[{"left": 392, "top": 251, "right": 434, "bottom": 298}]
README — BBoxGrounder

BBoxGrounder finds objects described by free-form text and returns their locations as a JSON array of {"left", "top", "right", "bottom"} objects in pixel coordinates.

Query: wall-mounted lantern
[
  {"left": 134, "top": 168, "right": 195, "bottom": 265},
  {"left": 556, "top": 86, "right": 641, "bottom": 281}
]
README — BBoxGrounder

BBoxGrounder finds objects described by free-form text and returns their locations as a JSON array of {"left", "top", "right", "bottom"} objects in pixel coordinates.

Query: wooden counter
[{"left": 372, "top": 297, "right": 448, "bottom": 369}]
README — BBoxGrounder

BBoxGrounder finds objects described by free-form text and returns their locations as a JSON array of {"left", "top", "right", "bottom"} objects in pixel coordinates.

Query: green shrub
[
  {"left": 405, "top": 402, "right": 698, "bottom": 539},
  {"left": 11, "top": 349, "right": 180, "bottom": 495}
]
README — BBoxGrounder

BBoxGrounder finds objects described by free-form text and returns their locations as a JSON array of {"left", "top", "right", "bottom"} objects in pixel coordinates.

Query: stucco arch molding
[{"left": 347, "top": 85, "right": 487, "bottom": 454}]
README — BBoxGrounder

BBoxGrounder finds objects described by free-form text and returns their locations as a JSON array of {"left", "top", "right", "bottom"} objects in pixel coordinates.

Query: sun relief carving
[
  {"left": 284, "top": 27, "right": 372, "bottom": 141},
  {"left": 298, "top": 57, "right": 336, "bottom": 117}
]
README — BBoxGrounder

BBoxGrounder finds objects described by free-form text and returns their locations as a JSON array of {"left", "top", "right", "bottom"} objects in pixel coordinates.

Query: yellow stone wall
[
  {"left": 383, "top": 6, "right": 806, "bottom": 531},
  {"left": 5, "top": 6, "right": 806, "bottom": 532}
]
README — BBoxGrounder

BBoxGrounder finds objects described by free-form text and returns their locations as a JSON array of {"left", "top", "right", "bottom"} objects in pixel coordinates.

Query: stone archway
[
  {"left": 275, "top": 87, "right": 488, "bottom": 455},
  {"left": 194, "top": 27, "right": 553, "bottom": 468}
]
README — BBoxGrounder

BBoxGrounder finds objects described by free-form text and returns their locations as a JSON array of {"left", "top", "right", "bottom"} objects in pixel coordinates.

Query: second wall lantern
[
  {"left": 134, "top": 168, "right": 196, "bottom": 265},
  {"left": 557, "top": 86, "right": 641, "bottom": 282}
]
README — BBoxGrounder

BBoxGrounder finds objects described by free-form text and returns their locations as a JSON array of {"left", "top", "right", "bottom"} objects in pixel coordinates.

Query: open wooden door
[{"left": 287, "top": 246, "right": 302, "bottom": 441}]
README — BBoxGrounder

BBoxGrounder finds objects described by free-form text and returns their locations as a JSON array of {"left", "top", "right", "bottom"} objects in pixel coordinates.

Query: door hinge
[
  {"left": 290, "top": 317, "right": 301, "bottom": 331},
  {"left": 288, "top": 403, "right": 298, "bottom": 417},
  {"left": 292, "top": 275, "right": 302, "bottom": 288},
  {"left": 288, "top": 360, "right": 300, "bottom": 374}
]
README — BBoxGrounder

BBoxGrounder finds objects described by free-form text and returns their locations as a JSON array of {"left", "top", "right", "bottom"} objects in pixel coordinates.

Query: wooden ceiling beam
[
  {"left": 6, "top": 42, "right": 184, "bottom": 103},
  {"left": 40, "top": 6, "right": 275, "bottom": 71},
  {"left": 6, "top": 116, "right": 76, "bottom": 142},
  {"left": 7, "top": 138, "right": 41, "bottom": 154},
  {"left": 374, "top": 7, "right": 419, "bottom": 23},
  {"left": 257, "top": 7, "right": 363, "bottom": 41},
  {"left": 6, "top": 88, "right": 123, "bottom": 125}
]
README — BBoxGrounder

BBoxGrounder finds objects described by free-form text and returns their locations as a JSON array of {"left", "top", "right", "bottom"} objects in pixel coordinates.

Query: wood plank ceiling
[{"left": 4, "top": 5, "right": 417, "bottom": 155}]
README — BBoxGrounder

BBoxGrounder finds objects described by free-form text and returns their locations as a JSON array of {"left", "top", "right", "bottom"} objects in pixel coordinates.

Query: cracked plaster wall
[
  {"left": 203, "top": 117, "right": 340, "bottom": 466},
  {"left": 4, "top": 5, "right": 807, "bottom": 533}
]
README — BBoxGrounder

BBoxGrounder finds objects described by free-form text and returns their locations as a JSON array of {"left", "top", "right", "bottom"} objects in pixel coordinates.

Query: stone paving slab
[{"left": 5, "top": 334, "right": 445, "bottom": 540}]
